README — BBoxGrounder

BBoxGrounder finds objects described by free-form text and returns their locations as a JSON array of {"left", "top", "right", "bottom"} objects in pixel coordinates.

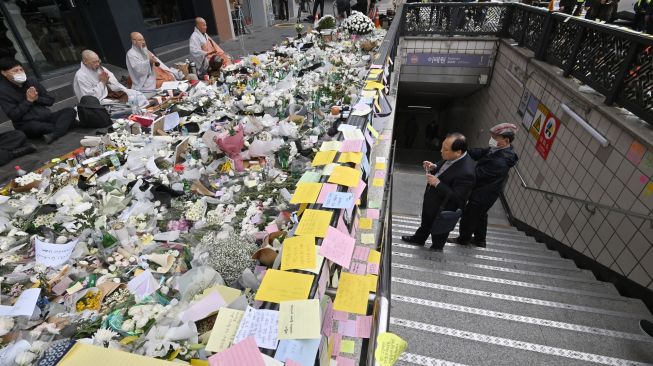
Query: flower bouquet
[{"left": 342, "top": 11, "right": 375, "bottom": 35}]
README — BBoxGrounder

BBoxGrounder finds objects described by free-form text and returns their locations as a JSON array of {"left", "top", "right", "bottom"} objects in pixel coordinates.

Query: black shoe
[
  {"left": 43, "top": 133, "right": 56, "bottom": 144},
  {"left": 11, "top": 143, "right": 36, "bottom": 158},
  {"left": 401, "top": 235, "right": 424, "bottom": 246},
  {"left": 431, "top": 247, "right": 444, "bottom": 252},
  {"left": 640, "top": 319, "right": 653, "bottom": 337},
  {"left": 472, "top": 239, "right": 487, "bottom": 248},
  {"left": 449, "top": 237, "right": 470, "bottom": 245}
]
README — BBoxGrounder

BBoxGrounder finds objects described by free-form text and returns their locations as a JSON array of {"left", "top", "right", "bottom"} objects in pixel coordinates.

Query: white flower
[
  {"left": 30, "top": 340, "right": 48, "bottom": 354},
  {"left": 0, "top": 317, "right": 14, "bottom": 337},
  {"left": 93, "top": 328, "right": 118, "bottom": 347},
  {"left": 15, "top": 351, "right": 37, "bottom": 366}
]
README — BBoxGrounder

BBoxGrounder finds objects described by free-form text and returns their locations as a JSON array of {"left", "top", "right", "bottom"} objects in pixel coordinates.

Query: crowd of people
[{"left": 0, "top": 17, "right": 230, "bottom": 168}]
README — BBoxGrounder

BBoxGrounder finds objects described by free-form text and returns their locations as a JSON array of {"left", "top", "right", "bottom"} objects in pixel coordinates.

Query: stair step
[
  {"left": 392, "top": 242, "right": 579, "bottom": 271},
  {"left": 392, "top": 266, "right": 648, "bottom": 315},
  {"left": 397, "top": 352, "right": 469, "bottom": 366},
  {"left": 393, "top": 228, "right": 540, "bottom": 247},
  {"left": 390, "top": 317, "right": 653, "bottom": 366},
  {"left": 393, "top": 214, "right": 520, "bottom": 233},
  {"left": 390, "top": 234, "right": 555, "bottom": 256},
  {"left": 393, "top": 239, "right": 560, "bottom": 262},
  {"left": 392, "top": 220, "right": 528, "bottom": 240}
]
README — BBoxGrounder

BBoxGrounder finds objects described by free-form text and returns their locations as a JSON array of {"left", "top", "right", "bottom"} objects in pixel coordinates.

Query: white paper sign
[
  {"left": 127, "top": 270, "right": 160, "bottom": 301},
  {"left": 0, "top": 288, "right": 41, "bottom": 317},
  {"left": 164, "top": 112, "right": 181, "bottom": 131},
  {"left": 35, "top": 238, "right": 78, "bottom": 268},
  {"left": 160, "top": 81, "right": 180, "bottom": 90},
  {"left": 233, "top": 306, "right": 279, "bottom": 350}
]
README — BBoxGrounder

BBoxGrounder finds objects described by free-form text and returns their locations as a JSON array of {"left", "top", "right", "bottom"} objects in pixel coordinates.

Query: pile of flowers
[
  {"left": 342, "top": 11, "right": 376, "bottom": 35},
  {"left": 0, "top": 20, "right": 386, "bottom": 366}
]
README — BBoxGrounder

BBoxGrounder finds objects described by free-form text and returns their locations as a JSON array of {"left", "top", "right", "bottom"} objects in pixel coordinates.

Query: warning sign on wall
[
  {"left": 535, "top": 113, "right": 560, "bottom": 160},
  {"left": 530, "top": 103, "right": 550, "bottom": 139}
]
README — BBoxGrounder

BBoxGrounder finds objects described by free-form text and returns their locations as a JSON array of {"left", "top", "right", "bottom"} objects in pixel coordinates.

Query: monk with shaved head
[
  {"left": 189, "top": 17, "right": 232, "bottom": 76},
  {"left": 74, "top": 49, "right": 140, "bottom": 105},
  {"left": 126, "top": 32, "right": 184, "bottom": 90}
]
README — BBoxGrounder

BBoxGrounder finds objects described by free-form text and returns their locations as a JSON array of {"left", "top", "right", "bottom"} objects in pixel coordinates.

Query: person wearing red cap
[{"left": 450, "top": 123, "right": 519, "bottom": 247}]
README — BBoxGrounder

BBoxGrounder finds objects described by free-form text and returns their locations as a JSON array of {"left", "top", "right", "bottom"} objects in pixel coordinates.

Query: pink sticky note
[
  {"left": 286, "top": 360, "right": 302, "bottom": 366},
  {"left": 367, "top": 262, "right": 379, "bottom": 275},
  {"left": 340, "top": 139, "right": 364, "bottom": 153},
  {"left": 331, "top": 334, "right": 342, "bottom": 356},
  {"left": 333, "top": 310, "right": 349, "bottom": 321},
  {"left": 366, "top": 209, "right": 379, "bottom": 220},
  {"left": 322, "top": 301, "right": 334, "bottom": 337},
  {"left": 320, "top": 227, "right": 355, "bottom": 269},
  {"left": 350, "top": 179, "right": 367, "bottom": 202},
  {"left": 349, "top": 261, "right": 367, "bottom": 275},
  {"left": 336, "top": 356, "right": 356, "bottom": 366},
  {"left": 380, "top": 133, "right": 391, "bottom": 140},
  {"left": 338, "top": 320, "right": 358, "bottom": 337},
  {"left": 336, "top": 210, "right": 349, "bottom": 235},
  {"left": 181, "top": 291, "right": 226, "bottom": 322},
  {"left": 265, "top": 223, "right": 279, "bottom": 234},
  {"left": 208, "top": 336, "right": 265, "bottom": 366},
  {"left": 374, "top": 170, "right": 386, "bottom": 179},
  {"left": 318, "top": 264, "right": 329, "bottom": 299},
  {"left": 356, "top": 315, "right": 373, "bottom": 338},
  {"left": 352, "top": 246, "right": 370, "bottom": 261},
  {"left": 318, "top": 183, "right": 339, "bottom": 204}
]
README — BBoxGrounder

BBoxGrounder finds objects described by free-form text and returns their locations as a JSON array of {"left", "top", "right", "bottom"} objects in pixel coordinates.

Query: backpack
[{"left": 77, "top": 96, "right": 112, "bottom": 128}]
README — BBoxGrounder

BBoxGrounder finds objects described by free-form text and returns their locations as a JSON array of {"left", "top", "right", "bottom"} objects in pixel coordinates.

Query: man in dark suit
[
  {"left": 450, "top": 123, "right": 518, "bottom": 247},
  {"left": 402, "top": 133, "right": 476, "bottom": 251}
]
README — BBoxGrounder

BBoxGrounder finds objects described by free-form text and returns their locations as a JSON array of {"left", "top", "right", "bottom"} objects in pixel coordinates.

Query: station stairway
[{"left": 388, "top": 214, "right": 653, "bottom": 366}]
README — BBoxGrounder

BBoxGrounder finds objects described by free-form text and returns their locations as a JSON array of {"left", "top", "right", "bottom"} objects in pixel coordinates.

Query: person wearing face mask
[
  {"left": 189, "top": 17, "right": 232, "bottom": 76},
  {"left": 450, "top": 123, "right": 519, "bottom": 247},
  {"left": 126, "top": 32, "right": 185, "bottom": 91},
  {"left": 0, "top": 58, "right": 76, "bottom": 144}
]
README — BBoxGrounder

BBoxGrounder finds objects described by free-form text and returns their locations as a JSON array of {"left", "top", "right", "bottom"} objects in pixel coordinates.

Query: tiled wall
[{"left": 449, "top": 40, "right": 653, "bottom": 290}]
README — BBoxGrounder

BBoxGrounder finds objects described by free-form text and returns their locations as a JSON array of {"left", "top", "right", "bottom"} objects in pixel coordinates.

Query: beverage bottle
[{"left": 15, "top": 166, "right": 26, "bottom": 177}]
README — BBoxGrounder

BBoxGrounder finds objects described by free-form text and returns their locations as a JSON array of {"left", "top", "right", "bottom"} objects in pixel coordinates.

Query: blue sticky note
[
  {"left": 361, "top": 153, "right": 370, "bottom": 177},
  {"left": 274, "top": 338, "right": 321, "bottom": 366},
  {"left": 322, "top": 192, "right": 354, "bottom": 209}
]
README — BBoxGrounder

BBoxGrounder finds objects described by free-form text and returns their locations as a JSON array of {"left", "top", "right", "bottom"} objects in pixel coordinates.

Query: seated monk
[
  {"left": 126, "top": 32, "right": 184, "bottom": 90},
  {"left": 189, "top": 17, "right": 232, "bottom": 76}
]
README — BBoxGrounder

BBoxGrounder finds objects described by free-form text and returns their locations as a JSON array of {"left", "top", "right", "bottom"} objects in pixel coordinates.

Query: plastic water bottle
[{"left": 14, "top": 166, "right": 26, "bottom": 177}]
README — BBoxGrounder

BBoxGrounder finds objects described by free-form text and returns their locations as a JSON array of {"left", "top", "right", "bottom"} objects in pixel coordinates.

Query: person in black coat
[
  {"left": 451, "top": 123, "right": 519, "bottom": 247},
  {"left": 0, "top": 58, "right": 76, "bottom": 144},
  {"left": 402, "top": 133, "right": 476, "bottom": 251}
]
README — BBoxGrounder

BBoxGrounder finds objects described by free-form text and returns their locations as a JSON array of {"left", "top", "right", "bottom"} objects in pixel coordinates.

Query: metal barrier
[{"left": 399, "top": 2, "right": 653, "bottom": 126}]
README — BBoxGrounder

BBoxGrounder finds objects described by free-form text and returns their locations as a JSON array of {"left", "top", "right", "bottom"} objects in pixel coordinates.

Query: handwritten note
[
  {"left": 353, "top": 246, "right": 370, "bottom": 261},
  {"left": 233, "top": 307, "right": 279, "bottom": 350},
  {"left": 328, "top": 166, "right": 361, "bottom": 188},
  {"left": 340, "top": 139, "right": 364, "bottom": 153},
  {"left": 312, "top": 151, "right": 337, "bottom": 167},
  {"left": 319, "top": 227, "right": 356, "bottom": 268},
  {"left": 206, "top": 309, "right": 245, "bottom": 353},
  {"left": 338, "top": 319, "right": 357, "bottom": 337},
  {"left": 359, "top": 218, "right": 373, "bottom": 230},
  {"left": 320, "top": 141, "right": 342, "bottom": 151},
  {"left": 366, "top": 209, "right": 380, "bottom": 220},
  {"left": 322, "top": 192, "right": 354, "bottom": 209},
  {"left": 295, "top": 209, "right": 333, "bottom": 237},
  {"left": 255, "top": 270, "right": 313, "bottom": 303},
  {"left": 361, "top": 233, "right": 375, "bottom": 244},
  {"left": 208, "top": 336, "right": 265, "bottom": 366},
  {"left": 290, "top": 183, "right": 323, "bottom": 204},
  {"left": 317, "top": 183, "right": 338, "bottom": 204},
  {"left": 35, "top": 237, "right": 78, "bottom": 267},
  {"left": 181, "top": 291, "right": 226, "bottom": 322},
  {"left": 58, "top": 343, "right": 181, "bottom": 366},
  {"left": 278, "top": 299, "right": 321, "bottom": 339},
  {"left": 374, "top": 333, "right": 407, "bottom": 366},
  {"left": 348, "top": 261, "right": 367, "bottom": 275},
  {"left": 274, "top": 338, "right": 321, "bottom": 366},
  {"left": 333, "top": 273, "right": 370, "bottom": 315},
  {"left": 357, "top": 315, "right": 373, "bottom": 338},
  {"left": 338, "top": 152, "right": 363, "bottom": 164},
  {"left": 336, "top": 356, "right": 356, "bottom": 366},
  {"left": 281, "top": 236, "right": 316, "bottom": 271}
]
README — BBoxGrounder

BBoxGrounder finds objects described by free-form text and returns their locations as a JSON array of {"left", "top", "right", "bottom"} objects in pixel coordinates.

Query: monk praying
[
  {"left": 126, "top": 32, "right": 184, "bottom": 91},
  {"left": 189, "top": 17, "right": 232, "bottom": 76}
]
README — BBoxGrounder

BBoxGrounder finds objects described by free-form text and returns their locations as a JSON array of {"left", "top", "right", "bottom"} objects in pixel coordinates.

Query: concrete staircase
[{"left": 389, "top": 214, "right": 653, "bottom": 366}]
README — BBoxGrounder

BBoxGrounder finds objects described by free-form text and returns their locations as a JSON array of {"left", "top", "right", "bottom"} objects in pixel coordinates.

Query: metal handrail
[{"left": 513, "top": 167, "right": 653, "bottom": 221}]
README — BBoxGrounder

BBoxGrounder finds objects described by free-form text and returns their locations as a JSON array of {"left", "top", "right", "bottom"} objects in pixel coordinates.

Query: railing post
[
  {"left": 605, "top": 42, "right": 638, "bottom": 105},
  {"left": 535, "top": 12, "right": 554, "bottom": 61},
  {"left": 501, "top": 4, "right": 514, "bottom": 38},
  {"left": 562, "top": 25, "right": 586, "bottom": 77}
]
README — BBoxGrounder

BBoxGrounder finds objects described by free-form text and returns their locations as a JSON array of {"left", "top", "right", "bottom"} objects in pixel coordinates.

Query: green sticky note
[
  {"left": 368, "top": 200, "right": 381, "bottom": 209},
  {"left": 340, "top": 340, "right": 356, "bottom": 354},
  {"left": 299, "top": 171, "right": 322, "bottom": 183}
]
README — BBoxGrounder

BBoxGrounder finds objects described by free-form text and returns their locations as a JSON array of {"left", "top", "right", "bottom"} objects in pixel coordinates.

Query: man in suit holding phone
[{"left": 401, "top": 133, "right": 476, "bottom": 251}]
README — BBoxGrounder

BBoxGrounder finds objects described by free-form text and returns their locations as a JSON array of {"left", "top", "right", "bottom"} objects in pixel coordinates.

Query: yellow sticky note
[
  {"left": 312, "top": 150, "right": 337, "bottom": 166},
  {"left": 340, "top": 340, "right": 356, "bottom": 354},
  {"left": 368, "top": 250, "right": 381, "bottom": 264},
  {"left": 278, "top": 299, "right": 321, "bottom": 339},
  {"left": 320, "top": 141, "right": 342, "bottom": 151},
  {"left": 361, "top": 89, "right": 376, "bottom": 98},
  {"left": 369, "top": 69, "right": 383, "bottom": 76},
  {"left": 374, "top": 162, "right": 386, "bottom": 170},
  {"left": 191, "top": 360, "right": 209, "bottom": 366},
  {"left": 333, "top": 272, "right": 370, "bottom": 315},
  {"left": 338, "top": 152, "right": 363, "bottom": 164},
  {"left": 197, "top": 285, "right": 241, "bottom": 305},
  {"left": 290, "top": 183, "right": 323, "bottom": 204},
  {"left": 644, "top": 182, "right": 653, "bottom": 197},
  {"left": 66, "top": 282, "right": 84, "bottom": 295},
  {"left": 366, "top": 274, "right": 378, "bottom": 293},
  {"left": 374, "top": 332, "right": 407, "bottom": 366},
  {"left": 365, "top": 81, "right": 385, "bottom": 90},
  {"left": 58, "top": 343, "right": 176, "bottom": 366},
  {"left": 359, "top": 218, "right": 373, "bottom": 230},
  {"left": 296, "top": 209, "right": 333, "bottom": 237},
  {"left": 328, "top": 166, "right": 361, "bottom": 188},
  {"left": 298, "top": 202, "right": 309, "bottom": 216},
  {"left": 205, "top": 308, "right": 245, "bottom": 353},
  {"left": 373, "top": 178, "right": 384, "bottom": 187},
  {"left": 367, "top": 124, "right": 379, "bottom": 139},
  {"left": 281, "top": 236, "right": 317, "bottom": 271},
  {"left": 361, "top": 233, "right": 375, "bottom": 244},
  {"left": 255, "top": 269, "right": 314, "bottom": 303}
]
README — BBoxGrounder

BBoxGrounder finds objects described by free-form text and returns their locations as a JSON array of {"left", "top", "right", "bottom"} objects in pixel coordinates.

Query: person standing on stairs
[
  {"left": 450, "top": 123, "right": 519, "bottom": 248},
  {"left": 401, "top": 133, "right": 476, "bottom": 251}
]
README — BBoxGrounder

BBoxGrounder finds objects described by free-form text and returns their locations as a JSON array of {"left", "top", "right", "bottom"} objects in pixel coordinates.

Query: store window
[{"left": 139, "top": 0, "right": 195, "bottom": 28}]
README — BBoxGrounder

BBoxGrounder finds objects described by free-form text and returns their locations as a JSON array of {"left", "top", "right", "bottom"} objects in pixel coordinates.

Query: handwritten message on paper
[
  {"left": 317, "top": 183, "right": 338, "bottom": 204},
  {"left": 295, "top": 209, "right": 333, "bottom": 238},
  {"left": 280, "top": 236, "right": 317, "bottom": 271},
  {"left": 333, "top": 273, "right": 370, "bottom": 315},
  {"left": 278, "top": 299, "right": 321, "bottom": 339},
  {"left": 205, "top": 309, "right": 245, "bottom": 353},
  {"left": 181, "top": 291, "right": 226, "bottom": 323},
  {"left": 255, "top": 270, "right": 313, "bottom": 303},
  {"left": 233, "top": 307, "right": 279, "bottom": 350},
  {"left": 322, "top": 192, "right": 354, "bottom": 210},
  {"left": 290, "top": 183, "right": 323, "bottom": 204},
  {"left": 319, "top": 227, "right": 355, "bottom": 269},
  {"left": 35, "top": 237, "right": 78, "bottom": 267},
  {"left": 274, "top": 338, "right": 321, "bottom": 366},
  {"left": 374, "top": 333, "right": 407, "bottom": 366},
  {"left": 208, "top": 336, "right": 265, "bottom": 366}
]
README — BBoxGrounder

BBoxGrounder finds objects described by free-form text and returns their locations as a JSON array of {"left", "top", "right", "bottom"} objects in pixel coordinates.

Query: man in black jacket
[
  {"left": 402, "top": 133, "right": 476, "bottom": 251},
  {"left": 451, "top": 123, "right": 519, "bottom": 247},
  {"left": 0, "top": 58, "right": 76, "bottom": 144}
]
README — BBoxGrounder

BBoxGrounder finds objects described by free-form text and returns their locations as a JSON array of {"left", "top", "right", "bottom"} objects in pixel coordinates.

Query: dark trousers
[
  {"left": 14, "top": 107, "right": 75, "bottom": 139},
  {"left": 412, "top": 205, "right": 450, "bottom": 250},
  {"left": 278, "top": 0, "right": 289, "bottom": 20},
  {"left": 0, "top": 130, "right": 28, "bottom": 166},
  {"left": 313, "top": 0, "right": 325, "bottom": 18},
  {"left": 458, "top": 199, "right": 495, "bottom": 242}
]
